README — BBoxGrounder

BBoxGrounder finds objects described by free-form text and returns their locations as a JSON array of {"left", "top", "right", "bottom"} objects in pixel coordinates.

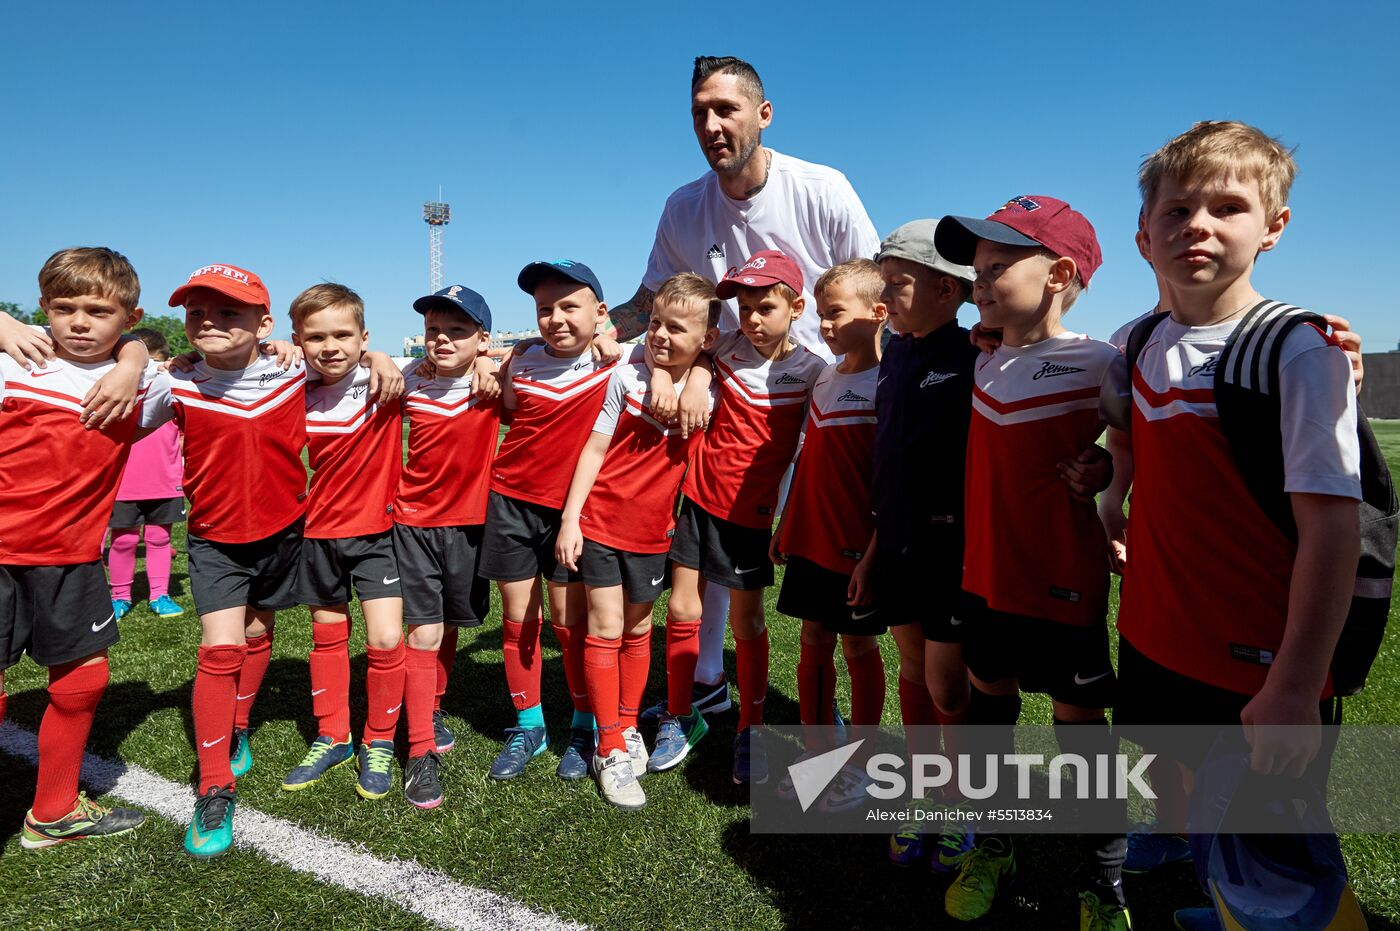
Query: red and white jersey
[
  {"left": 145, "top": 358, "right": 308, "bottom": 544},
  {"left": 304, "top": 368, "right": 402, "bottom": 539},
  {"left": 684, "top": 330, "right": 825, "bottom": 529},
  {"left": 778, "top": 363, "right": 878, "bottom": 573},
  {"left": 0, "top": 355, "right": 162, "bottom": 564},
  {"left": 578, "top": 361, "right": 715, "bottom": 554},
  {"left": 1117, "top": 312, "right": 1360, "bottom": 696},
  {"left": 491, "top": 344, "right": 614, "bottom": 510},
  {"left": 964, "top": 333, "right": 1123, "bottom": 625},
  {"left": 396, "top": 359, "right": 501, "bottom": 527}
]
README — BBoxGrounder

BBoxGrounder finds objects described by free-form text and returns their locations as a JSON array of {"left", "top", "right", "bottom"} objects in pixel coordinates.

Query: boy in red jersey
[
  {"left": 392, "top": 284, "right": 501, "bottom": 808},
  {"left": 554, "top": 272, "right": 719, "bottom": 809},
  {"left": 1118, "top": 122, "right": 1361, "bottom": 928},
  {"left": 770, "top": 258, "right": 886, "bottom": 810},
  {"left": 480, "top": 261, "right": 616, "bottom": 782},
  {"left": 666, "top": 249, "right": 826, "bottom": 786},
  {"left": 0, "top": 247, "right": 156, "bottom": 848},
  {"left": 279, "top": 283, "right": 408, "bottom": 801},
  {"left": 145, "top": 263, "right": 398, "bottom": 857},
  {"left": 935, "top": 198, "right": 1129, "bottom": 928}
]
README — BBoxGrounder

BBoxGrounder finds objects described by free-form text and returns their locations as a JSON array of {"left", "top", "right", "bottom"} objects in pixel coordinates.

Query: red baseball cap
[
  {"left": 715, "top": 249, "right": 804, "bottom": 300},
  {"left": 168, "top": 263, "right": 271, "bottom": 309},
  {"left": 934, "top": 195, "right": 1103, "bottom": 286}
]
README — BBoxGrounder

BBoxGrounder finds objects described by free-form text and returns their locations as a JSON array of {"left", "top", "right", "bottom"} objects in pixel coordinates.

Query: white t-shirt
[{"left": 642, "top": 149, "right": 881, "bottom": 362}]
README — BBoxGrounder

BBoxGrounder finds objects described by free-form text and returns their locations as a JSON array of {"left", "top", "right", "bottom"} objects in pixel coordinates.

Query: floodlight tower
[{"left": 423, "top": 199, "right": 451, "bottom": 292}]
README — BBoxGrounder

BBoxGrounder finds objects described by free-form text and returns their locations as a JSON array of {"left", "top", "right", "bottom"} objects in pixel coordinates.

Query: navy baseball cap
[
  {"left": 517, "top": 259, "right": 604, "bottom": 303},
  {"left": 412, "top": 284, "right": 492, "bottom": 331}
]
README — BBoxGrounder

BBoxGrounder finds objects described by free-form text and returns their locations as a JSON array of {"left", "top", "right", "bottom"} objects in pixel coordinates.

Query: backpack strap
[{"left": 1121, "top": 312, "right": 1170, "bottom": 430}]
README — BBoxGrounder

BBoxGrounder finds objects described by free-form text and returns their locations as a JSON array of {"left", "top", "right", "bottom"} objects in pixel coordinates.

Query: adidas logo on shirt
[
  {"left": 836, "top": 389, "right": 871, "bottom": 403},
  {"left": 1032, "top": 361, "right": 1086, "bottom": 380},
  {"left": 774, "top": 373, "right": 807, "bottom": 386},
  {"left": 706, "top": 243, "right": 726, "bottom": 259}
]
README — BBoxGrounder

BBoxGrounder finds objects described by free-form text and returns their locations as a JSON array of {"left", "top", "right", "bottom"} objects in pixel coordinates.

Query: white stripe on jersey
[
  {"left": 805, "top": 365, "right": 878, "bottom": 429},
  {"left": 305, "top": 369, "right": 380, "bottom": 435},
  {"left": 403, "top": 358, "right": 484, "bottom": 419},
  {"left": 973, "top": 333, "right": 1119, "bottom": 428},
  {"left": 169, "top": 360, "right": 307, "bottom": 420},
  {"left": 712, "top": 330, "right": 822, "bottom": 410}
]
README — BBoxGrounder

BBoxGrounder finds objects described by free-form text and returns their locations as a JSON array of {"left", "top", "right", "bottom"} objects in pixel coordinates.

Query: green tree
[
  {"left": 0, "top": 300, "right": 44, "bottom": 324},
  {"left": 135, "top": 313, "right": 192, "bottom": 355}
]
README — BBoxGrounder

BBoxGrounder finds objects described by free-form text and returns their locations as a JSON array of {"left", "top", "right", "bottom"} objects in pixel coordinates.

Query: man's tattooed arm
[{"left": 605, "top": 283, "right": 657, "bottom": 342}]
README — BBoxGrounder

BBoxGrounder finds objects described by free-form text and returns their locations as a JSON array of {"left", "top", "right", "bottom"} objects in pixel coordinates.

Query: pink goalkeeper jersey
[{"left": 116, "top": 420, "right": 183, "bottom": 501}]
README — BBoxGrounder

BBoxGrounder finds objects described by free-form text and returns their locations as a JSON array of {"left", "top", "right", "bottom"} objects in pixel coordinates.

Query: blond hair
[
  {"left": 288, "top": 282, "right": 365, "bottom": 332},
  {"left": 655, "top": 272, "right": 722, "bottom": 328},
  {"left": 38, "top": 247, "right": 140, "bottom": 310},
  {"left": 1139, "top": 121, "right": 1296, "bottom": 220},
  {"left": 814, "top": 258, "right": 883, "bottom": 308}
]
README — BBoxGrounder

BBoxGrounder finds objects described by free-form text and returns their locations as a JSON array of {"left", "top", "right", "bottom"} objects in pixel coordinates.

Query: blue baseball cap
[
  {"left": 517, "top": 259, "right": 604, "bottom": 303},
  {"left": 412, "top": 285, "right": 492, "bottom": 331}
]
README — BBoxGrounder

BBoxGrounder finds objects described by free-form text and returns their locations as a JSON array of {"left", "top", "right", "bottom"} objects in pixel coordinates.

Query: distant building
[{"left": 402, "top": 328, "right": 542, "bottom": 360}]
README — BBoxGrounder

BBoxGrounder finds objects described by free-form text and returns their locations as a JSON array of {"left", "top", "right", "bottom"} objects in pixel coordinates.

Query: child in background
[{"left": 108, "top": 327, "right": 185, "bottom": 620}]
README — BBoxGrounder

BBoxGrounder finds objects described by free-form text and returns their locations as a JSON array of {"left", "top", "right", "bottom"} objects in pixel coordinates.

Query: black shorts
[
  {"left": 393, "top": 523, "right": 491, "bottom": 626},
  {"left": 110, "top": 497, "right": 186, "bottom": 528},
  {"left": 776, "top": 555, "right": 887, "bottom": 636},
  {"left": 295, "top": 531, "right": 402, "bottom": 607},
  {"left": 874, "top": 540, "right": 967, "bottom": 642},
  {"left": 961, "top": 596, "right": 1115, "bottom": 709},
  {"left": 577, "top": 538, "right": 669, "bottom": 604},
  {"left": 478, "top": 492, "right": 574, "bottom": 584},
  {"left": 186, "top": 518, "right": 303, "bottom": 616},
  {"left": 668, "top": 499, "right": 772, "bottom": 591},
  {"left": 1113, "top": 637, "right": 1339, "bottom": 772},
  {"left": 0, "top": 561, "right": 119, "bottom": 669}
]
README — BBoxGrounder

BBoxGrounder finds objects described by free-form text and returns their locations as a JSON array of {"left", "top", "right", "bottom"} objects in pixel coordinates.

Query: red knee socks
[
  {"left": 846, "top": 648, "right": 886, "bottom": 727},
  {"left": 309, "top": 621, "right": 351, "bottom": 743},
  {"left": 898, "top": 675, "right": 940, "bottom": 757},
  {"left": 502, "top": 616, "right": 542, "bottom": 711},
  {"left": 583, "top": 635, "right": 622, "bottom": 756},
  {"left": 665, "top": 613, "right": 702, "bottom": 716},
  {"left": 797, "top": 638, "right": 837, "bottom": 751},
  {"left": 554, "top": 623, "right": 590, "bottom": 714},
  {"left": 735, "top": 630, "right": 770, "bottom": 731},
  {"left": 32, "top": 659, "right": 109, "bottom": 822},
  {"left": 194, "top": 644, "right": 247, "bottom": 792},
  {"left": 363, "top": 641, "right": 406, "bottom": 745},
  {"left": 405, "top": 645, "right": 438, "bottom": 759},
  {"left": 233, "top": 631, "right": 273, "bottom": 731},
  {"left": 618, "top": 627, "right": 650, "bottom": 732}
]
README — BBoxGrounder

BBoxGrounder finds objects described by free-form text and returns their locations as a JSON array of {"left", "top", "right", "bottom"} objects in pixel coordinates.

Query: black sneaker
[
  {"left": 22, "top": 792, "right": 145, "bottom": 849},
  {"left": 432, "top": 710, "right": 455, "bottom": 753},
  {"left": 732, "top": 728, "right": 769, "bottom": 786},
  {"left": 639, "top": 679, "right": 731, "bottom": 726},
  {"left": 404, "top": 751, "right": 443, "bottom": 810}
]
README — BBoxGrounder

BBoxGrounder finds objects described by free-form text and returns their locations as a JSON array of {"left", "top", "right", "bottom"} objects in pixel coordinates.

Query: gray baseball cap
[{"left": 875, "top": 219, "right": 976, "bottom": 285}]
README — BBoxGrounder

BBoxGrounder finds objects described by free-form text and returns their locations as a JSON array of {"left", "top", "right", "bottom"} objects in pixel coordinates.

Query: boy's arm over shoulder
[{"left": 0, "top": 315, "right": 56, "bottom": 369}]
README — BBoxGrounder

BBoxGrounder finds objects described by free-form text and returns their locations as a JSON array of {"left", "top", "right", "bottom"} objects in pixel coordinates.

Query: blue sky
[{"left": 2, "top": 1, "right": 1397, "bottom": 352}]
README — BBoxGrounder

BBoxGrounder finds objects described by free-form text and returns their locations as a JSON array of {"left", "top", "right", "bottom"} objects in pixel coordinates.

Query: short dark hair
[
  {"left": 129, "top": 327, "right": 168, "bottom": 356},
  {"left": 691, "top": 56, "right": 765, "bottom": 103}
]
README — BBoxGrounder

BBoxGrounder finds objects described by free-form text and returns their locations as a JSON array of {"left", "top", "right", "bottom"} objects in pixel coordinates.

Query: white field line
[{"left": 0, "top": 722, "right": 583, "bottom": 931}]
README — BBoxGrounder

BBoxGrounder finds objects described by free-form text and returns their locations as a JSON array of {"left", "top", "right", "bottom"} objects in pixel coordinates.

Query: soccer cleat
[
  {"left": 489, "top": 725, "right": 548, "bottom": 780},
  {"left": 184, "top": 784, "right": 236, "bottom": 858},
  {"left": 356, "top": 740, "right": 396, "bottom": 800},
  {"left": 149, "top": 595, "right": 184, "bottom": 618},
  {"left": 593, "top": 748, "right": 647, "bottom": 811},
  {"left": 1172, "top": 908, "right": 1222, "bottom": 931},
  {"left": 818, "top": 763, "right": 873, "bottom": 814},
  {"left": 111, "top": 599, "right": 132, "bottom": 621},
  {"left": 1080, "top": 890, "right": 1133, "bottom": 931},
  {"left": 21, "top": 792, "right": 144, "bottom": 849},
  {"left": 432, "top": 710, "right": 455, "bottom": 754},
  {"left": 281, "top": 736, "right": 354, "bottom": 791},
  {"left": 403, "top": 751, "right": 443, "bottom": 809},
  {"left": 731, "top": 728, "right": 768, "bottom": 786},
  {"left": 1123, "top": 823, "right": 1192, "bottom": 874},
  {"left": 639, "top": 678, "right": 731, "bottom": 725},
  {"left": 229, "top": 728, "right": 253, "bottom": 778},
  {"left": 944, "top": 837, "right": 1016, "bottom": 921},
  {"left": 556, "top": 726, "right": 595, "bottom": 781},
  {"left": 889, "top": 823, "right": 927, "bottom": 866},
  {"left": 647, "top": 706, "right": 708, "bottom": 772},
  {"left": 934, "top": 826, "right": 975, "bottom": 874},
  {"left": 622, "top": 726, "right": 648, "bottom": 777}
]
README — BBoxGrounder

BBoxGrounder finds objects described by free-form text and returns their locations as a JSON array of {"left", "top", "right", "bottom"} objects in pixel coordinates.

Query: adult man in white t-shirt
[{"left": 611, "top": 56, "right": 881, "bottom": 722}]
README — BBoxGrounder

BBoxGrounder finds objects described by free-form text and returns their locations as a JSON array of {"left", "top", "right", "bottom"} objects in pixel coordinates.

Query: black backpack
[{"left": 1125, "top": 301, "right": 1397, "bottom": 696}]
